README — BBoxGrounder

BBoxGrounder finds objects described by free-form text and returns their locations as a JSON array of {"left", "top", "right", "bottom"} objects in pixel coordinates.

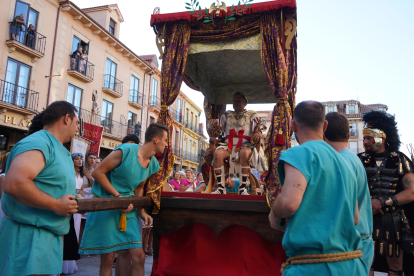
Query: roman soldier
[
  {"left": 207, "top": 92, "right": 266, "bottom": 195},
  {"left": 358, "top": 110, "right": 414, "bottom": 276}
]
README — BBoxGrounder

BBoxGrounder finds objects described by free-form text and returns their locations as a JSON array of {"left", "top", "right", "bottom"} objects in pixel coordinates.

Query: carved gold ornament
[
  {"left": 284, "top": 14, "right": 296, "bottom": 50},
  {"left": 155, "top": 24, "right": 167, "bottom": 60},
  {"left": 209, "top": 0, "right": 227, "bottom": 16}
]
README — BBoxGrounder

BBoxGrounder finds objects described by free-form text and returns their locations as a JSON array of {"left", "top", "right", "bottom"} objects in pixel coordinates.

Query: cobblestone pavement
[
  {"left": 72, "top": 254, "right": 153, "bottom": 276},
  {"left": 70, "top": 255, "right": 386, "bottom": 276}
]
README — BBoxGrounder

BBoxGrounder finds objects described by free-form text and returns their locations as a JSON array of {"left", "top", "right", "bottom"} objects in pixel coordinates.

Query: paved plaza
[{"left": 73, "top": 254, "right": 153, "bottom": 276}]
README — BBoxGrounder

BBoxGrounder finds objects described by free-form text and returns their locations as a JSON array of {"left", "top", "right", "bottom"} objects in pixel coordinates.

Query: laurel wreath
[{"left": 185, "top": 0, "right": 254, "bottom": 24}]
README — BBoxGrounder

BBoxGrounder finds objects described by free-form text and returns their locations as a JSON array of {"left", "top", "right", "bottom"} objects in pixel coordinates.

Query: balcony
[
  {"left": 67, "top": 56, "right": 94, "bottom": 83},
  {"left": 77, "top": 107, "right": 100, "bottom": 125},
  {"left": 183, "top": 150, "right": 198, "bottom": 163},
  {"left": 100, "top": 116, "right": 127, "bottom": 140},
  {"left": 148, "top": 95, "right": 161, "bottom": 110},
  {"left": 6, "top": 23, "right": 46, "bottom": 62},
  {"left": 128, "top": 90, "right": 144, "bottom": 109},
  {"left": 184, "top": 120, "right": 199, "bottom": 134},
  {"left": 172, "top": 146, "right": 183, "bottom": 158},
  {"left": 0, "top": 79, "right": 39, "bottom": 115},
  {"left": 349, "top": 128, "right": 357, "bottom": 137},
  {"left": 103, "top": 74, "right": 123, "bottom": 98},
  {"left": 169, "top": 108, "right": 184, "bottom": 124}
]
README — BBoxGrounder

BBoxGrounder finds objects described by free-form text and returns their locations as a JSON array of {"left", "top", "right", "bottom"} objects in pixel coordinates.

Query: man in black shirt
[
  {"left": 71, "top": 47, "right": 82, "bottom": 70},
  {"left": 10, "top": 14, "right": 26, "bottom": 41}
]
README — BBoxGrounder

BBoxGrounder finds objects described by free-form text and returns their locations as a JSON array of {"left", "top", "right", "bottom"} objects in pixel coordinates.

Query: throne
[{"left": 202, "top": 118, "right": 267, "bottom": 195}]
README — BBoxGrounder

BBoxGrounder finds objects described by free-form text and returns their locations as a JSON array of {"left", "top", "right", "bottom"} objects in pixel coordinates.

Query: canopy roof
[
  {"left": 152, "top": 0, "right": 297, "bottom": 104},
  {"left": 150, "top": 0, "right": 296, "bottom": 26}
]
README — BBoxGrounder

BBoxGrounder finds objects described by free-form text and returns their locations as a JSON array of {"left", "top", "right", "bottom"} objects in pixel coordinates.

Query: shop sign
[
  {"left": 100, "top": 139, "right": 120, "bottom": 149},
  {"left": 3, "top": 115, "right": 31, "bottom": 128}
]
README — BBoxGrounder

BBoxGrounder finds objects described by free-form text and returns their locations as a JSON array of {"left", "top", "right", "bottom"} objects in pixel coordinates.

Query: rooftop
[{"left": 321, "top": 100, "right": 388, "bottom": 118}]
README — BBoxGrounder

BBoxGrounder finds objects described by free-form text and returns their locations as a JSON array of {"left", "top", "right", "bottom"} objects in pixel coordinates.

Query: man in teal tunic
[
  {"left": 0, "top": 101, "right": 79, "bottom": 276},
  {"left": 268, "top": 101, "right": 364, "bottom": 275},
  {"left": 324, "top": 112, "right": 374, "bottom": 274},
  {"left": 79, "top": 123, "right": 168, "bottom": 276}
]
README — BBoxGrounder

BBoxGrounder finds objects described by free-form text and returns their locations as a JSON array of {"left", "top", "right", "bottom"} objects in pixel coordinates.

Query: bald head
[{"left": 293, "top": 101, "right": 325, "bottom": 132}]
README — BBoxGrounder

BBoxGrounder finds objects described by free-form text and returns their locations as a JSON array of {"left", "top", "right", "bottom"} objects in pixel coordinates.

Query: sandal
[{"left": 145, "top": 251, "right": 153, "bottom": 256}]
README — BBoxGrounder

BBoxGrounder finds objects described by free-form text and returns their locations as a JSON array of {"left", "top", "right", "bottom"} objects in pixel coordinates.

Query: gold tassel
[{"left": 118, "top": 212, "right": 127, "bottom": 232}]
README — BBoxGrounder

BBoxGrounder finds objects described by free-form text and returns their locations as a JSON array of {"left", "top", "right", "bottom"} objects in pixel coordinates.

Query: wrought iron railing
[
  {"left": 349, "top": 129, "right": 357, "bottom": 137},
  {"left": 183, "top": 150, "right": 198, "bottom": 162},
  {"left": 149, "top": 95, "right": 161, "bottom": 109},
  {"left": 103, "top": 74, "right": 123, "bottom": 96},
  {"left": 8, "top": 23, "right": 46, "bottom": 55},
  {"left": 0, "top": 79, "right": 39, "bottom": 112},
  {"left": 100, "top": 116, "right": 127, "bottom": 138},
  {"left": 184, "top": 120, "right": 198, "bottom": 133},
  {"left": 129, "top": 90, "right": 144, "bottom": 106},
  {"left": 77, "top": 107, "right": 100, "bottom": 125},
  {"left": 172, "top": 146, "right": 182, "bottom": 157},
  {"left": 169, "top": 107, "right": 183, "bottom": 123},
  {"left": 69, "top": 56, "right": 95, "bottom": 80}
]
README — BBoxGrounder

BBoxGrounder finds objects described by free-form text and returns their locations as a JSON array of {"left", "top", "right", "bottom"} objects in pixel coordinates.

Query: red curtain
[{"left": 151, "top": 223, "right": 285, "bottom": 276}]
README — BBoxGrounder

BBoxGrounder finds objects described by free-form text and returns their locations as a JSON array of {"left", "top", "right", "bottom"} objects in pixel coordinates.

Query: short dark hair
[
  {"left": 233, "top": 92, "right": 248, "bottom": 103},
  {"left": 87, "top": 152, "right": 97, "bottom": 157},
  {"left": 293, "top": 101, "right": 325, "bottom": 131},
  {"left": 122, "top": 134, "right": 139, "bottom": 144},
  {"left": 28, "top": 101, "right": 78, "bottom": 135},
  {"left": 324, "top": 112, "right": 349, "bottom": 142},
  {"left": 145, "top": 123, "right": 169, "bottom": 143}
]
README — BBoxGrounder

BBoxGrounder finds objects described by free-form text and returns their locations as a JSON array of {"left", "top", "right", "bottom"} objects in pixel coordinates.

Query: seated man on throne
[{"left": 207, "top": 92, "right": 266, "bottom": 195}]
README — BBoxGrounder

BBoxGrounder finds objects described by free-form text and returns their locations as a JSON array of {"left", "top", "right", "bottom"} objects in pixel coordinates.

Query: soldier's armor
[{"left": 358, "top": 150, "right": 414, "bottom": 258}]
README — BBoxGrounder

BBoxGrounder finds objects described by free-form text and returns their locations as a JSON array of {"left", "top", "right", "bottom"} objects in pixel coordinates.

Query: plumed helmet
[{"left": 362, "top": 110, "right": 400, "bottom": 152}]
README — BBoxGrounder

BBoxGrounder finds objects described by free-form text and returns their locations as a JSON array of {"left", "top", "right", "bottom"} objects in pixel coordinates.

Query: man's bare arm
[
  {"left": 272, "top": 162, "right": 307, "bottom": 218},
  {"left": 92, "top": 149, "right": 122, "bottom": 196},
  {"left": 134, "top": 181, "right": 153, "bottom": 227},
  {"left": 3, "top": 150, "right": 78, "bottom": 216},
  {"left": 395, "top": 172, "right": 414, "bottom": 205},
  {"left": 354, "top": 201, "right": 359, "bottom": 226}
]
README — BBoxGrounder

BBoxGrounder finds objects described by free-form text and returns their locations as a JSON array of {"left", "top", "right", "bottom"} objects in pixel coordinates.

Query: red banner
[{"left": 82, "top": 122, "right": 103, "bottom": 156}]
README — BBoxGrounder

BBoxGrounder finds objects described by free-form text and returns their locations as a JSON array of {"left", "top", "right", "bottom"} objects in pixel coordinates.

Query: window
[
  {"left": 3, "top": 58, "right": 31, "bottom": 108},
  {"left": 150, "top": 117, "right": 155, "bottom": 124},
  {"left": 104, "top": 59, "right": 117, "bottom": 90},
  {"left": 328, "top": 106, "right": 334, "bottom": 113},
  {"left": 128, "top": 111, "right": 137, "bottom": 132},
  {"left": 176, "top": 99, "right": 181, "bottom": 121},
  {"left": 129, "top": 75, "right": 140, "bottom": 103},
  {"left": 175, "top": 131, "right": 179, "bottom": 147},
  {"left": 349, "top": 141, "right": 358, "bottom": 154},
  {"left": 349, "top": 104, "right": 355, "bottom": 113},
  {"left": 13, "top": 1, "right": 38, "bottom": 44},
  {"left": 101, "top": 100, "right": 113, "bottom": 133},
  {"left": 66, "top": 84, "right": 82, "bottom": 108},
  {"left": 71, "top": 36, "right": 89, "bottom": 56},
  {"left": 349, "top": 123, "right": 357, "bottom": 137},
  {"left": 109, "top": 19, "right": 115, "bottom": 35},
  {"left": 151, "top": 78, "right": 158, "bottom": 105}
]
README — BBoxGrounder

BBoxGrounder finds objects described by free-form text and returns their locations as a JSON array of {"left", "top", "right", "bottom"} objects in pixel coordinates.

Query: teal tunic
[
  {"left": 340, "top": 149, "right": 374, "bottom": 273},
  {"left": 277, "top": 141, "right": 364, "bottom": 276},
  {"left": 0, "top": 130, "right": 75, "bottom": 276},
  {"left": 79, "top": 144, "right": 160, "bottom": 254}
]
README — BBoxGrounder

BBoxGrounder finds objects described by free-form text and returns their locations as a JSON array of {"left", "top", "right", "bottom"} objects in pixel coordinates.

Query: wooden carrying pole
[{"left": 76, "top": 196, "right": 152, "bottom": 213}]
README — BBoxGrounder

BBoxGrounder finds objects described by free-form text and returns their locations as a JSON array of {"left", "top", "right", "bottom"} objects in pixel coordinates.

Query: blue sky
[{"left": 77, "top": 0, "right": 414, "bottom": 155}]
